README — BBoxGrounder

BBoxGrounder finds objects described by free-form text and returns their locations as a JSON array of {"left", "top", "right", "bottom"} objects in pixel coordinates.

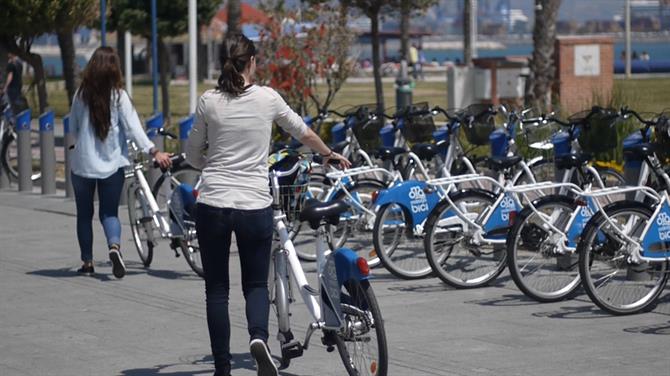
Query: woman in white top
[
  {"left": 69, "top": 47, "right": 171, "bottom": 278},
  {"left": 186, "top": 34, "right": 349, "bottom": 376}
]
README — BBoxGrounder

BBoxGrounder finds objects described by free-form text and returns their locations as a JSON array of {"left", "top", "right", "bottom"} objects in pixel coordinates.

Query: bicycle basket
[
  {"left": 268, "top": 149, "right": 311, "bottom": 223},
  {"left": 399, "top": 102, "right": 436, "bottom": 143},
  {"left": 347, "top": 104, "right": 385, "bottom": 151},
  {"left": 576, "top": 107, "right": 619, "bottom": 154},
  {"left": 461, "top": 103, "right": 496, "bottom": 146}
]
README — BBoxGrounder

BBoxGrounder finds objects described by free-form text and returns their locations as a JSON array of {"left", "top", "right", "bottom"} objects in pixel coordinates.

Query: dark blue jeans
[
  {"left": 195, "top": 203, "right": 273, "bottom": 375},
  {"left": 71, "top": 168, "right": 125, "bottom": 262}
]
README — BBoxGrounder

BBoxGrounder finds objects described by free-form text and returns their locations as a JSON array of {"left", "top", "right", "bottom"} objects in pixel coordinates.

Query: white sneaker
[
  {"left": 109, "top": 249, "right": 126, "bottom": 279},
  {"left": 249, "top": 339, "right": 278, "bottom": 376}
]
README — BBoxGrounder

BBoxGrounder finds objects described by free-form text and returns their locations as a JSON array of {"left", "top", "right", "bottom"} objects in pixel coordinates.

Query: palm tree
[
  {"left": 526, "top": 0, "right": 562, "bottom": 111},
  {"left": 227, "top": 0, "right": 242, "bottom": 35},
  {"left": 463, "top": 0, "right": 473, "bottom": 66}
]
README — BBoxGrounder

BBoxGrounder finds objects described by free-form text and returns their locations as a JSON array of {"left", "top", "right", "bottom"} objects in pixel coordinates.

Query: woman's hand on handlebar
[
  {"left": 324, "top": 151, "right": 352, "bottom": 169},
  {"left": 153, "top": 150, "right": 173, "bottom": 170}
]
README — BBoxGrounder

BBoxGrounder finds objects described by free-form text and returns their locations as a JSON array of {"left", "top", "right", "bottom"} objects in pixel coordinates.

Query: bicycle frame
[{"left": 270, "top": 166, "right": 370, "bottom": 350}]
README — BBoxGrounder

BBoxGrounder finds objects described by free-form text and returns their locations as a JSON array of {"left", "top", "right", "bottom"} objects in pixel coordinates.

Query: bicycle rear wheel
[
  {"left": 578, "top": 202, "right": 669, "bottom": 315},
  {"left": 373, "top": 203, "right": 432, "bottom": 279},
  {"left": 506, "top": 195, "right": 581, "bottom": 302},
  {"left": 1, "top": 130, "right": 41, "bottom": 181},
  {"left": 424, "top": 189, "right": 506, "bottom": 288},
  {"left": 335, "top": 279, "right": 388, "bottom": 376},
  {"left": 127, "top": 184, "right": 155, "bottom": 267}
]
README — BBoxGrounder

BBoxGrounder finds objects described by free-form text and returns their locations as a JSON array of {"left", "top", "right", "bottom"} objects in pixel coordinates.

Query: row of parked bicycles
[
  {"left": 265, "top": 101, "right": 670, "bottom": 318},
  {"left": 111, "top": 99, "right": 669, "bottom": 376}
]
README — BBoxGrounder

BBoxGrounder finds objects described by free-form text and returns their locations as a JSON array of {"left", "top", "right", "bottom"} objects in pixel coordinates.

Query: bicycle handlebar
[{"left": 152, "top": 153, "right": 185, "bottom": 169}]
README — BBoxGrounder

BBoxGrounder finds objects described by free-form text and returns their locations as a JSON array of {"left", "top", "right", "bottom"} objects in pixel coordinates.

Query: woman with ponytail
[
  {"left": 186, "top": 34, "right": 350, "bottom": 376},
  {"left": 69, "top": 47, "right": 171, "bottom": 279}
]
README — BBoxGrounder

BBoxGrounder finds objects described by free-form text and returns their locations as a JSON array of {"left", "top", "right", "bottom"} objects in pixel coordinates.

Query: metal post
[
  {"left": 151, "top": 0, "right": 159, "bottom": 114},
  {"left": 124, "top": 31, "right": 133, "bottom": 97},
  {"left": 63, "top": 115, "right": 74, "bottom": 198},
  {"left": 16, "top": 109, "right": 32, "bottom": 192},
  {"left": 188, "top": 0, "right": 197, "bottom": 115},
  {"left": 38, "top": 110, "right": 56, "bottom": 195},
  {"left": 625, "top": 0, "right": 632, "bottom": 79},
  {"left": 395, "top": 60, "right": 413, "bottom": 111},
  {"left": 470, "top": 0, "right": 478, "bottom": 58},
  {"left": 101, "top": 0, "right": 107, "bottom": 47},
  {"left": 179, "top": 115, "right": 194, "bottom": 153},
  {"left": 146, "top": 112, "right": 164, "bottom": 187}
]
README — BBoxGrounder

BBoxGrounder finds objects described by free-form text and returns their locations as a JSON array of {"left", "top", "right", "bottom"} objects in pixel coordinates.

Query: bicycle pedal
[
  {"left": 139, "top": 217, "right": 153, "bottom": 224},
  {"left": 281, "top": 340, "right": 304, "bottom": 360}
]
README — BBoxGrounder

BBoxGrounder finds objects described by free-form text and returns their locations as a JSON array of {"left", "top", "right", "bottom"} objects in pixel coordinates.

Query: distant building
[{"left": 631, "top": 0, "right": 670, "bottom": 30}]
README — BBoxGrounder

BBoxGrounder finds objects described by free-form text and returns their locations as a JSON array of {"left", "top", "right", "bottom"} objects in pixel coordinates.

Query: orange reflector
[
  {"left": 371, "top": 190, "right": 379, "bottom": 203},
  {"left": 369, "top": 248, "right": 377, "bottom": 258},
  {"left": 192, "top": 189, "right": 199, "bottom": 199},
  {"left": 357, "top": 257, "right": 370, "bottom": 276},
  {"left": 575, "top": 199, "right": 587, "bottom": 206},
  {"left": 370, "top": 361, "right": 378, "bottom": 374}
]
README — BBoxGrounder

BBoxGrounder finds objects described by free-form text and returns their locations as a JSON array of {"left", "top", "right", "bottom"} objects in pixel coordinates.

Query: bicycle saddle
[
  {"left": 330, "top": 140, "right": 349, "bottom": 154},
  {"left": 623, "top": 143, "right": 655, "bottom": 160},
  {"left": 554, "top": 152, "right": 592, "bottom": 169},
  {"left": 488, "top": 155, "right": 522, "bottom": 171},
  {"left": 299, "top": 199, "right": 349, "bottom": 230},
  {"left": 375, "top": 146, "right": 406, "bottom": 161},
  {"left": 411, "top": 143, "right": 439, "bottom": 161}
]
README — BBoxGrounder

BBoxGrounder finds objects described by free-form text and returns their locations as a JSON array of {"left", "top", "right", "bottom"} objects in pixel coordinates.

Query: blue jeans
[
  {"left": 195, "top": 203, "right": 273, "bottom": 375},
  {"left": 71, "top": 169, "right": 125, "bottom": 262}
]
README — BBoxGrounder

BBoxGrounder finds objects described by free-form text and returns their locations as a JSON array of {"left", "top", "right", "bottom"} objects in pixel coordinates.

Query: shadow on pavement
[
  {"left": 27, "top": 261, "right": 202, "bottom": 282},
  {"left": 623, "top": 320, "right": 670, "bottom": 335},
  {"left": 464, "top": 293, "right": 539, "bottom": 307},
  {"left": 531, "top": 304, "right": 612, "bottom": 319},
  {"left": 119, "top": 353, "right": 302, "bottom": 376}
]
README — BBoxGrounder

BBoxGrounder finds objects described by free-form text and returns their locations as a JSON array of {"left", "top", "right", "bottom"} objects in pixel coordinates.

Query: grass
[{"left": 44, "top": 77, "right": 669, "bottom": 120}]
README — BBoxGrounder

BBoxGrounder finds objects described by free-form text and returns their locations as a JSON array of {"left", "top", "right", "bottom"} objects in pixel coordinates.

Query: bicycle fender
[{"left": 374, "top": 180, "right": 440, "bottom": 228}]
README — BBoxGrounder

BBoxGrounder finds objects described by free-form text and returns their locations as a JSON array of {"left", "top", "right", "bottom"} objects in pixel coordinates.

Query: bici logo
[
  {"left": 656, "top": 212, "right": 670, "bottom": 241},
  {"left": 409, "top": 186, "right": 428, "bottom": 213},
  {"left": 500, "top": 196, "right": 515, "bottom": 222}
]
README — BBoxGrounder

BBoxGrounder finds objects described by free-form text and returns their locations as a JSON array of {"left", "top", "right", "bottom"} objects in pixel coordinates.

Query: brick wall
[{"left": 554, "top": 36, "right": 614, "bottom": 114}]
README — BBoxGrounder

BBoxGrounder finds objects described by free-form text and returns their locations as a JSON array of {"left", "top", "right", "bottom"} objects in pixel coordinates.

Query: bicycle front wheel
[
  {"left": 1, "top": 130, "right": 41, "bottom": 181},
  {"left": 177, "top": 219, "right": 203, "bottom": 278},
  {"left": 373, "top": 203, "right": 432, "bottom": 279},
  {"left": 424, "top": 189, "right": 506, "bottom": 288},
  {"left": 335, "top": 279, "right": 388, "bottom": 376},
  {"left": 506, "top": 195, "right": 581, "bottom": 302},
  {"left": 578, "top": 202, "right": 669, "bottom": 315},
  {"left": 127, "top": 184, "right": 155, "bottom": 267}
]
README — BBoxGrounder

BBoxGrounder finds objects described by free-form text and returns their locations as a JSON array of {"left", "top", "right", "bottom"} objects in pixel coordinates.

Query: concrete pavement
[{"left": 1, "top": 189, "right": 669, "bottom": 376}]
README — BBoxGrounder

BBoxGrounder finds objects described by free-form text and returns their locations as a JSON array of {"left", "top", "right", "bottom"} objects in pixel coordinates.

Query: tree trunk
[
  {"left": 197, "top": 26, "right": 207, "bottom": 81},
  {"left": 526, "top": 0, "right": 562, "bottom": 111},
  {"left": 370, "top": 11, "right": 384, "bottom": 115},
  {"left": 158, "top": 38, "right": 171, "bottom": 124},
  {"left": 227, "top": 0, "right": 242, "bottom": 36},
  {"left": 117, "top": 28, "right": 126, "bottom": 74},
  {"left": 57, "top": 29, "right": 77, "bottom": 106},
  {"left": 399, "top": 0, "right": 410, "bottom": 61},
  {"left": 463, "top": 0, "right": 472, "bottom": 66}
]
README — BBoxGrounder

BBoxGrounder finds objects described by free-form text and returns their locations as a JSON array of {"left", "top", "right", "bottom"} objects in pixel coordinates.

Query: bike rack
[
  {"left": 38, "top": 110, "right": 56, "bottom": 195},
  {"left": 15, "top": 109, "right": 32, "bottom": 192}
]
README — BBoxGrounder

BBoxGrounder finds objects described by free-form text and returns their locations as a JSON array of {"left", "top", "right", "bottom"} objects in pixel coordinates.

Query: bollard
[
  {"left": 146, "top": 112, "right": 164, "bottom": 188},
  {"left": 39, "top": 110, "right": 57, "bottom": 195},
  {"left": 16, "top": 109, "right": 32, "bottom": 192},
  {"left": 63, "top": 115, "right": 74, "bottom": 198},
  {"left": 178, "top": 114, "right": 194, "bottom": 153},
  {"left": 395, "top": 59, "right": 413, "bottom": 112}
]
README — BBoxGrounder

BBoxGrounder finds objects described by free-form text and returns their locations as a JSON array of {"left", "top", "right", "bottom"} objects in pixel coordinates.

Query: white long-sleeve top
[
  {"left": 69, "top": 89, "right": 154, "bottom": 179},
  {"left": 186, "top": 86, "right": 308, "bottom": 210}
]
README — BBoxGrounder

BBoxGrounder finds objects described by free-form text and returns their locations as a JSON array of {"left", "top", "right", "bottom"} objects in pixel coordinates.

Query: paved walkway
[{"left": 1, "top": 189, "right": 669, "bottom": 376}]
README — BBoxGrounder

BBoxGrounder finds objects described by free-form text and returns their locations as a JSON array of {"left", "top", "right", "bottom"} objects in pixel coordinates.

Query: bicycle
[
  {"left": 577, "top": 108, "right": 670, "bottom": 315},
  {"left": 125, "top": 130, "right": 203, "bottom": 277},
  {"left": 504, "top": 107, "right": 631, "bottom": 302},
  {"left": 268, "top": 159, "right": 388, "bottom": 375},
  {"left": 0, "top": 94, "right": 41, "bottom": 182}
]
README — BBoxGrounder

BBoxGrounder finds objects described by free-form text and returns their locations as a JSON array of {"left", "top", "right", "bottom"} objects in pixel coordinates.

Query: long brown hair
[
  {"left": 217, "top": 34, "right": 256, "bottom": 97},
  {"left": 78, "top": 47, "right": 123, "bottom": 140}
]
